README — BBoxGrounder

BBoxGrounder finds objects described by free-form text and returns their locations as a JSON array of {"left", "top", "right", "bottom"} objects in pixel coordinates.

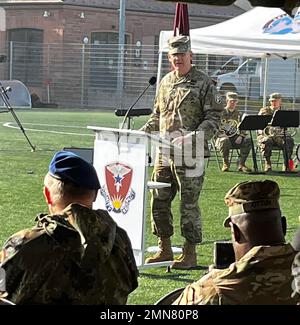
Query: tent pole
[
  {"left": 293, "top": 59, "right": 297, "bottom": 108},
  {"left": 262, "top": 56, "right": 269, "bottom": 107},
  {"left": 244, "top": 58, "right": 249, "bottom": 114}
]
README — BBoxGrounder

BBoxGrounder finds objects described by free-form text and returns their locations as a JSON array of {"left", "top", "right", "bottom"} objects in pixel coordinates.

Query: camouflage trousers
[
  {"left": 215, "top": 135, "right": 251, "bottom": 164},
  {"left": 257, "top": 135, "right": 294, "bottom": 159},
  {"left": 150, "top": 155, "right": 205, "bottom": 244}
]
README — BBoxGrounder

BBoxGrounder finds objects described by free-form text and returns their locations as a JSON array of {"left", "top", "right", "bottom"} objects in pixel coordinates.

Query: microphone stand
[
  {"left": 120, "top": 78, "right": 156, "bottom": 130},
  {"left": 282, "top": 127, "right": 290, "bottom": 171},
  {"left": 0, "top": 81, "right": 35, "bottom": 151}
]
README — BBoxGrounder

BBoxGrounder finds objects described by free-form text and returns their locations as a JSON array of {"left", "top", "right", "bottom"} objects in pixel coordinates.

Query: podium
[
  {"left": 87, "top": 126, "right": 173, "bottom": 269},
  {"left": 238, "top": 115, "right": 272, "bottom": 173},
  {"left": 269, "top": 110, "right": 299, "bottom": 172}
]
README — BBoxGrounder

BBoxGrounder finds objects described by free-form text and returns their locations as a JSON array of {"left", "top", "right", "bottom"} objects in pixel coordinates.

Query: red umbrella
[{"left": 173, "top": 3, "right": 190, "bottom": 36}]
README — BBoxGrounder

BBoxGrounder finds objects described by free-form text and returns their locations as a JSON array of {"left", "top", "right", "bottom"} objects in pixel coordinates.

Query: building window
[
  {"left": 7, "top": 28, "right": 43, "bottom": 85},
  {"left": 90, "top": 32, "right": 129, "bottom": 88}
]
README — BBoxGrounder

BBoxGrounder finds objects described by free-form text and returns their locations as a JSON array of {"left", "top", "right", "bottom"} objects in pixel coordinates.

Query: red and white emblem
[{"left": 100, "top": 162, "right": 135, "bottom": 214}]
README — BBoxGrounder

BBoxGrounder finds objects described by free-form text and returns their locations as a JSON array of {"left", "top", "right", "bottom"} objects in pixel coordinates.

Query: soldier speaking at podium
[{"left": 140, "top": 35, "right": 222, "bottom": 269}]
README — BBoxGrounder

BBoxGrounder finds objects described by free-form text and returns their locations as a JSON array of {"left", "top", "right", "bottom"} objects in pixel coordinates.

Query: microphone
[
  {"left": 119, "top": 76, "right": 157, "bottom": 129},
  {"left": 148, "top": 76, "right": 157, "bottom": 86},
  {"left": 0, "top": 85, "right": 12, "bottom": 100},
  {"left": 115, "top": 108, "right": 152, "bottom": 117}
]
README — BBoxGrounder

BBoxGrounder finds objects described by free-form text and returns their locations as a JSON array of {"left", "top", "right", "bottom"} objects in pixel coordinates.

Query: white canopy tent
[
  {"left": 159, "top": 6, "right": 300, "bottom": 58},
  {"left": 158, "top": 6, "right": 300, "bottom": 106}
]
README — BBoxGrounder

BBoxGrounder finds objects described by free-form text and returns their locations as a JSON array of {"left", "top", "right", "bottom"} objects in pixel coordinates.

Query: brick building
[{"left": 0, "top": 0, "right": 244, "bottom": 108}]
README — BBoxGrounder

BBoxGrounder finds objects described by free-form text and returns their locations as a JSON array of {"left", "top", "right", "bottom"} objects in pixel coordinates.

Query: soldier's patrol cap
[
  {"left": 168, "top": 35, "right": 191, "bottom": 54},
  {"left": 223, "top": 180, "right": 280, "bottom": 227},
  {"left": 226, "top": 92, "right": 239, "bottom": 102},
  {"left": 269, "top": 93, "right": 282, "bottom": 101},
  {"left": 49, "top": 151, "right": 100, "bottom": 190}
]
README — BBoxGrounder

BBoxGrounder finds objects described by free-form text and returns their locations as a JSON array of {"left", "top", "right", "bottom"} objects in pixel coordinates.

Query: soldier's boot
[
  {"left": 145, "top": 237, "right": 173, "bottom": 264},
  {"left": 221, "top": 157, "right": 230, "bottom": 172},
  {"left": 264, "top": 158, "right": 272, "bottom": 172},
  {"left": 171, "top": 241, "right": 197, "bottom": 270},
  {"left": 238, "top": 158, "right": 252, "bottom": 173}
]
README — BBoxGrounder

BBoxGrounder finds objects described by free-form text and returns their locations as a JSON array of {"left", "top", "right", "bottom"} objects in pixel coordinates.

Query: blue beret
[{"left": 49, "top": 151, "right": 100, "bottom": 190}]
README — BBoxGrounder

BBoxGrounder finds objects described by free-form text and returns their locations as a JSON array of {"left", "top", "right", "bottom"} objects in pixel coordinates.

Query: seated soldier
[
  {"left": 257, "top": 92, "right": 295, "bottom": 172},
  {"left": 173, "top": 180, "right": 298, "bottom": 305},
  {"left": 0, "top": 151, "right": 138, "bottom": 305},
  {"left": 215, "top": 92, "right": 252, "bottom": 172}
]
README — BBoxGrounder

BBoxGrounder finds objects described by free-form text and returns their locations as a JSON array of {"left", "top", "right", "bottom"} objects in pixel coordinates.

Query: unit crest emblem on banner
[{"left": 100, "top": 162, "right": 135, "bottom": 214}]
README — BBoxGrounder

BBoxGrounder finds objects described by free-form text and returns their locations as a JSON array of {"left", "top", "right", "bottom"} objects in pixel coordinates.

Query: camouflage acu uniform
[
  {"left": 215, "top": 108, "right": 251, "bottom": 165},
  {"left": 292, "top": 251, "right": 300, "bottom": 301},
  {"left": 174, "top": 244, "right": 298, "bottom": 305},
  {"left": 141, "top": 65, "right": 222, "bottom": 243},
  {"left": 174, "top": 180, "right": 297, "bottom": 304},
  {"left": 257, "top": 106, "right": 294, "bottom": 160},
  {"left": 0, "top": 203, "right": 138, "bottom": 305}
]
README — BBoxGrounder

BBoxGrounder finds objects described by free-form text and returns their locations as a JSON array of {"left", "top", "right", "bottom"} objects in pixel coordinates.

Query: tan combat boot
[
  {"left": 238, "top": 164, "right": 252, "bottom": 173},
  {"left": 171, "top": 241, "right": 197, "bottom": 270},
  {"left": 264, "top": 158, "right": 272, "bottom": 172},
  {"left": 145, "top": 237, "right": 173, "bottom": 264},
  {"left": 222, "top": 157, "right": 230, "bottom": 172}
]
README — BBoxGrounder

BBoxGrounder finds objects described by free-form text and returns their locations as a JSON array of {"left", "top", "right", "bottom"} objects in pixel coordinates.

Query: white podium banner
[{"left": 93, "top": 133, "right": 147, "bottom": 252}]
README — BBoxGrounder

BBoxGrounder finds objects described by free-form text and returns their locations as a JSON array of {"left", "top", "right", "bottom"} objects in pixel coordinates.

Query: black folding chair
[{"left": 209, "top": 138, "right": 240, "bottom": 171}]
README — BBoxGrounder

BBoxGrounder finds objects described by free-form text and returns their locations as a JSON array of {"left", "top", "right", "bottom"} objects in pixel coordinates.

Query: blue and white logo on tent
[
  {"left": 263, "top": 10, "right": 300, "bottom": 34},
  {"left": 263, "top": 13, "right": 293, "bottom": 34}
]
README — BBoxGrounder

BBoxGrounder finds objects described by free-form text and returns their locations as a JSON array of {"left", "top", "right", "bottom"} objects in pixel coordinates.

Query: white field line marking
[{"left": 3, "top": 122, "right": 94, "bottom": 137}]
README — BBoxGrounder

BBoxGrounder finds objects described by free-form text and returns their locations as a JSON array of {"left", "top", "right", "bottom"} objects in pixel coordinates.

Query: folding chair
[
  {"left": 257, "top": 145, "right": 285, "bottom": 170},
  {"left": 209, "top": 138, "right": 241, "bottom": 171}
]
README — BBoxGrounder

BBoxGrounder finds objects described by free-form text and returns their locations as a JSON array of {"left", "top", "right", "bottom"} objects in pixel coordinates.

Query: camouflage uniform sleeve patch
[
  {"left": 197, "top": 83, "right": 223, "bottom": 141},
  {"left": 214, "top": 93, "right": 222, "bottom": 104}
]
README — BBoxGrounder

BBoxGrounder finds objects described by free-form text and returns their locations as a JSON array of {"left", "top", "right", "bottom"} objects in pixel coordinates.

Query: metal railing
[{"left": 0, "top": 41, "right": 299, "bottom": 113}]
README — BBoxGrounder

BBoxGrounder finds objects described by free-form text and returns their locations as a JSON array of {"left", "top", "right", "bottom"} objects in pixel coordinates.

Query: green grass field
[{"left": 0, "top": 109, "right": 299, "bottom": 305}]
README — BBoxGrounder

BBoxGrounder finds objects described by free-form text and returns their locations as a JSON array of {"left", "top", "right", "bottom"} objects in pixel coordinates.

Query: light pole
[
  {"left": 81, "top": 36, "right": 89, "bottom": 108},
  {"left": 117, "top": 0, "right": 126, "bottom": 108}
]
